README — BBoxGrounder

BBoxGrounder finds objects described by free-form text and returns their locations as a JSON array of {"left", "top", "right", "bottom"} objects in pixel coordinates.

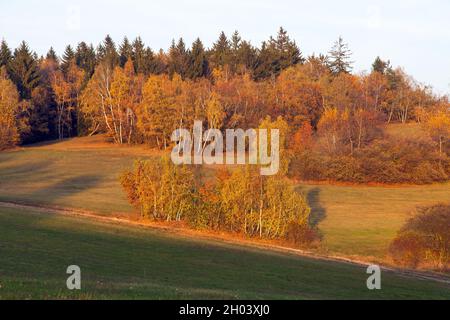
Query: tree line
[{"left": 1, "top": 28, "right": 449, "bottom": 183}]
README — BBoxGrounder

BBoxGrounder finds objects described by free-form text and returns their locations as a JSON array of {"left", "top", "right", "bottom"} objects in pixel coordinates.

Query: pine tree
[
  {"left": 97, "top": 35, "right": 119, "bottom": 69},
  {"left": 167, "top": 40, "right": 177, "bottom": 76},
  {"left": 328, "top": 36, "right": 353, "bottom": 75},
  {"left": 143, "top": 47, "right": 156, "bottom": 74},
  {"left": 28, "top": 85, "right": 54, "bottom": 143},
  {"left": 231, "top": 31, "right": 241, "bottom": 52},
  {"left": 254, "top": 27, "right": 303, "bottom": 79},
  {"left": 132, "top": 37, "right": 155, "bottom": 74},
  {"left": 152, "top": 49, "right": 168, "bottom": 75},
  {"left": 61, "top": 45, "right": 75, "bottom": 74},
  {"left": 119, "top": 37, "right": 133, "bottom": 67},
  {"left": 10, "top": 41, "right": 40, "bottom": 99},
  {"left": 168, "top": 38, "right": 189, "bottom": 78},
  {"left": 236, "top": 40, "right": 257, "bottom": 74},
  {"left": 0, "top": 40, "right": 12, "bottom": 69},
  {"left": 75, "top": 42, "right": 97, "bottom": 78},
  {"left": 209, "top": 31, "right": 231, "bottom": 69},
  {"left": 188, "top": 38, "right": 209, "bottom": 79},
  {"left": 273, "top": 28, "right": 302, "bottom": 67},
  {"left": 253, "top": 41, "right": 271, "bottom": 80},
  {"left": 229, "top": 31, "right": 242, "bottom": 73},
  {"left": 46, "top": 47, "right": 58, "bottom": 63},
  {"left": 372, "top": 56, "right": 390, "bottom": 74},
  {"left": 270, "top": 27, "right": 303, "bottom": 68},
  {"left": 132, "top": 37, "right": 145, "bottom": 73}
]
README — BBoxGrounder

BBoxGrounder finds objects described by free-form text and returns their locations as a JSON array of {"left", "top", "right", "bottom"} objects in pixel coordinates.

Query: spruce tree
[
  {"left": 231, "top": 31, "right": 241, "bottom": 52},
  {"left": 209, "top": 31, "right": 231, "bottom": 69},
  {"left": 28, "top": 85, "right": 54, "bottom": 143},
  {"left": 46, "top": 47, "right": 58, "bottom": 63},
  {"left": 254, "top": 27, "right": 303, "bottom": 79},
  {"left": 10, "top": 41, "right": 40, "bottom": 99},
  {"left": 61, "top": 45, "right": 75, "bottom": 73},
  {"left": 168, "top": 38, "right": 189, "bottom": 78},
  {"left": 0, "top": 40, "right": 12, "bottom": 69},
  {"left": 98, "top": 35, "right": 119, "bottom": 69},
  {"left": 253, "top": 41, "right": 273, "bottom": 80},
  {"left": 143, "top": 47, "right": 156, "bottom": 74},
  {"left": 152, "top": 49, "right": 168, "bottom": 75},
  {"left": 75, "top": 42, "right": 97, "bottom": 78},
  {"left": 328, "top": 36, "right": 353, "bottom": 75},
  {"left": 270, "top": 27, "right": 303, "bottom": 69},
  {"left": 132, "top": 37, "right": 145, "bottom": 73},
  {"left": 119, "top": 37, "right": 133, "bottom": 67},
  {"left": 188, "top": 38, "right": 209, "bottom": 79},
  {"left": 132, "top": 37, "right": 155, "bottom": 74},
  {"left": 236, "top": 40, "right": 257, "bottom": 74},
  {"left": 372, "top": 56, "right": 390, "bottom": 74},
  {"left": 230, "top": 31, "right": 242, "bottom": 73}
]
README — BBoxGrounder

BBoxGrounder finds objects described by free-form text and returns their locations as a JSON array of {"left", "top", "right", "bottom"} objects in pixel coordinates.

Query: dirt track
[{"left": 1, "top": 200, "right": 449, "bottom": 286}]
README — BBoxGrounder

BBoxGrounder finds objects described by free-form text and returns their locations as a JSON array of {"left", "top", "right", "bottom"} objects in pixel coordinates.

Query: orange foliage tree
[
  {"left": 0, "top": 67, "right": 20, "bottom": 149},
  {"left": 81, "top": 59, "right": 138, "bottom": 144}
]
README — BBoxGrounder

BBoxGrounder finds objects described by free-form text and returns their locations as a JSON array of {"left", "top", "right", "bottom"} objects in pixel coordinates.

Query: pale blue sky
[{"left": 1, "top": 0, "right": 449, "bottom": 94}]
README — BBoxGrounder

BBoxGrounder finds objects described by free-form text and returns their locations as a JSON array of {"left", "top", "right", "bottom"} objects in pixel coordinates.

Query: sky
[{"left": 1, "top": 0, "right": 449, "bottom": 94}]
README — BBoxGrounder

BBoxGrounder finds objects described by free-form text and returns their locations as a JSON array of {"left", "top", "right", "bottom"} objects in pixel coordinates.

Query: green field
[
  {"left": 0, "top": 136, "right": 448, "bottom": 262},
  {"left": 299, "top": 183, "right": 450, "bottom": 259},
  {"left": 1, "top": 205, "right": 449, "bottom": 299},
  {"left": 0, "top": 136, "right": 449, "bottom": 299},
  {"left": 0, "top": 137, "right": 145, "bottom": 214}
]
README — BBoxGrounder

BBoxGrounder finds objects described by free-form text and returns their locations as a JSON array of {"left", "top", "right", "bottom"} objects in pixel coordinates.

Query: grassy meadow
[
  {"left": 299, "top": 183, "right": 450, "bottom": 259},
  {"left": 0, "top": 205, "right": 449, "bottom": 299},
  {"left": 0, "top": 136, "right": 145, "bottom": 215},
  {"left": 0, "top": 135, "right": 448, "bottom": 262}
]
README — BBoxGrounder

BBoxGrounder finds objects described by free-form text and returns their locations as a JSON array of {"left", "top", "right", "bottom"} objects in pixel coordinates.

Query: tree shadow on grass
[
  {"left": 306, "top": 187, "right": 327, "bottom": 228},
  {"left": 0, "top": 160, "right": 57, "bottom": 188},
  {"left": 0, "top": 160, "right": 54, "bottom": 175},
  {"left": 25, "top": 175, "right": 103, "bottom": 203}
]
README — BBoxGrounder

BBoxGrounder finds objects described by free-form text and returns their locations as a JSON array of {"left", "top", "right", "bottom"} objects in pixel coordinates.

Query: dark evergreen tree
[
  {"left": 75, "top": 42, "right": 97, "bottom": 78},
  {"left": 132, "top": 37, "right": 145, "bottom": 73},
  {"left": 97, "top": 35, "right": 119, "bottom": 69},
  {"left": 231, "top": 31, "right": 241, "bottom": 52},
  {"left": 229, "top": 31, "right": 242, "bottom": 73},
  {"left": 253, "top": 41, "right": 273, "bottom": 80},
  {"left": 22, "top": 57, "right": 59, "bottom": 143},
  {"left": 187, "top": 38, "right": 209, "bottom": 79},
  {"left": 209, "top": 31, "right": 231, "bottom": 69},
  {"left": 46, "top": 47, "right": 59, "bottom": 63},
  {"left": 61, "top": 45, "right": 75, "bottom": 73},
  {"left": 10, "top": 41, "right": 40, "bottom": 99},
  {"left": 385, "top": 63, "right": 400, "bottom": 90},
  {"left": 328, "top": 36, "right": 353, "bottom": 75},
  {"left": 270, "top": 27, "right": 303, "bottom": 67},
  {"left": 372, "top": 56, "right": 390, "bottom": 74},
  {"left": 96, "top": 43, "right": 105, "bottom": 60},
  {"left": 131, "top": 37, "right": 156, "bottom": 74},
  {"left": 168, "top": 38, "right": 190, "bottom": 78},
  {"left": 236, "top": 40, "right": 257, "bottom": 74},
  {"left": 151, "top": 49, "right": 168, "bottom": 75},
  {"left": 254, "top": 27, "right": 303, "bottom": 79},
  {"left": 27, "top": 85, "right": 54, "bottom": 143},
  {"left": 144, "top": 47, "right": 156, "bottom": 74},
  {"left": 119, "top": 37, "right": 133, "bottom": 67},
  {"left": 0, "top": 40, "right": 12, "bottom": 69}
]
